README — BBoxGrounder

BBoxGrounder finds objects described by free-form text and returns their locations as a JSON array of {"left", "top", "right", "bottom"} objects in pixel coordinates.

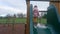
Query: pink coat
[{"left": 33, "top": 7, "right": 39, "bottom": 17}]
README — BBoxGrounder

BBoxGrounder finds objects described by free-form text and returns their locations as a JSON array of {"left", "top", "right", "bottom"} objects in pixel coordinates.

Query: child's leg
[{"left": 33, "top": 17, "right": 37, "bottom": 26}]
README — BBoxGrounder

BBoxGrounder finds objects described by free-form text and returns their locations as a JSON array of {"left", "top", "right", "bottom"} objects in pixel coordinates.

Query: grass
[
  {"left": 38, "top": 18, "right": 47, "bottom": 24},
  {"left": 0, "top": 18, "right": 47, "bottom": 24},
  {"left": 0, "top": 18, "right": 26, "bottom": 24}
]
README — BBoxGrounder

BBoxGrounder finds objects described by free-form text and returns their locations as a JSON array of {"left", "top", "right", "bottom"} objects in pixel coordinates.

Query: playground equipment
[
  {"left": 30, "top": 4, "right": 38, "bottom": 34},
  {"left": 26, "top": 0, "right": 59, "bottom": 34},
  {"left": 47, "top": 4, "right": 60, "bottom": 34},
  {"left": 29, "top": 4, "right": 60, "bottom": 34},
  {"left": 30, "top": 4, "right": 34, "bottom": 34}
]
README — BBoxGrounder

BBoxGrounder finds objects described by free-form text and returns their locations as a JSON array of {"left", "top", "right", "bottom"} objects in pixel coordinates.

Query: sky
[
  {"left": 0, "top": 0, "right": 49, "bottom": 17},
  {"left": 0, "top": 0, "right": 27, "bottom": 17},
  {"left": 30, "top": 1, "right": 49, "bottom": 11}
]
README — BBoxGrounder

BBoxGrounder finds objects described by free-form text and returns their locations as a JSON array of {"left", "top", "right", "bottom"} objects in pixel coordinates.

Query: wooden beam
[
  {"left": 50, "top": 1, "right": 60, "bottom": 2},
  {"left": 50, "top": 0, "right": 60, "bottom": 2},
  {"left": 39, "top": 11, "right": 47, "bottom": 12},
  {"left": 25, "top": 1, "right": 30, "bottom": 34},
  {"left": 50, "top": 1, "right": 60, "bottom": 14},
  {"left": 30, "top": 0, "right": 50, "bottom": 1}
]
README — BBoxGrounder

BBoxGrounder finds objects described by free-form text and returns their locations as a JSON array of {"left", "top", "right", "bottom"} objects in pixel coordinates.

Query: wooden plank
[
  {"left": 30, "top": 0, "right": 50, "bottom": 1},
  {"left": 25, "top": 1, "right": 30, "bottom": 34},
  {"left": 50, "top": 1, "right": 60, "bottom": 14},
  {"left": 50, "top": 0, "right": 60, "bottom": 2},
  {"left": 39, "top": 11, "right": 47, "bottom": 12}
]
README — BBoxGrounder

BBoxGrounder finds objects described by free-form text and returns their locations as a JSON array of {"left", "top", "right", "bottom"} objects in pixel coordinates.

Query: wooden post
[
  {"left": 50, "top": 0, "right": 60, "bottom": 14},
  {"left": 25, "top": 1, "right": 30, "bottom": 34}
]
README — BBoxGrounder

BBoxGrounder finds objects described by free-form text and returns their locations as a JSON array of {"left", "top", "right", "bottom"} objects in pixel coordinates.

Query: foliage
[
  {"left": 0, "top": 18, "right": 47, "bottom": 24},
  {"left": 42, "top": 14, "right": 47, "bottom": 18}
]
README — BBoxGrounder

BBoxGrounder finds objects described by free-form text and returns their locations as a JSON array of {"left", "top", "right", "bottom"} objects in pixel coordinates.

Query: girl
[{"left": 33, "top": 5, "right": 39, "bottom": 26}]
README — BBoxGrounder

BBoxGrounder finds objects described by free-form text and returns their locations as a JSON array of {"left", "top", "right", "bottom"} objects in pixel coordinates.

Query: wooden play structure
[{"left": 25, "top": 0, "right": 60, "bottom": 34}]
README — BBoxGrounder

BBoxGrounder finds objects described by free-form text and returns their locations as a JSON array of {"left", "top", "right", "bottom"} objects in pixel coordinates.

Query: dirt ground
[{"left": 0, "top": 24, "right": 25, "bottom": 34}]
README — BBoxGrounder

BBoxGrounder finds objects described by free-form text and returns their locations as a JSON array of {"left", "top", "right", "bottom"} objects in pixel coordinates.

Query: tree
[
  {"left": 0, "top": 16, "right": 3, "bottom": 19},
  {"left": 17, "top": 13, "right": 24, "bottom": 18},
  {"left": 5, "top": 14, "right": 11, "bottom": 18},
  {"left": 13, "top": 14, "right": 16, "bottom": 18},
  {"left": 42, "top": 14, "right": 47, "bottom": 18}
]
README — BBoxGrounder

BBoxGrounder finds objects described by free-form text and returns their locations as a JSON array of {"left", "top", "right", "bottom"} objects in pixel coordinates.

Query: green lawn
[
  {"left": 38, "top": 18, "right": 47, "bottom": 24},
  {"left": 0, "top": 18, "right": 26, "bottom": 24},
  {"left": 0, "top": 18, "right": 47, "bottom": 24}
]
